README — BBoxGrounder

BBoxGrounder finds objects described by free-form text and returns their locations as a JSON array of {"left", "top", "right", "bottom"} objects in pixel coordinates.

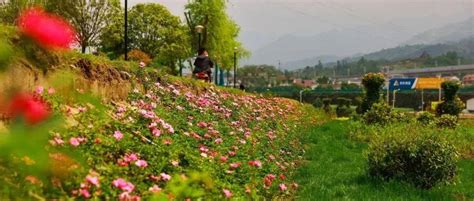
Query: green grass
[{"left": 295, "top": 121, "right": 474, "bottom": 200}]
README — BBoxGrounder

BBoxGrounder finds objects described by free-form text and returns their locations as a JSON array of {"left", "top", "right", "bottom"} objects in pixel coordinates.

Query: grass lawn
[{"left": 295, "top": 121, "right": 474, "bottom": 200}]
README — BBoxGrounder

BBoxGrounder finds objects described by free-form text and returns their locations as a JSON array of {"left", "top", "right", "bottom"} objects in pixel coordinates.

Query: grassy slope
[{"left": 295, "top": 121, "right": 474, "bottom": 200}]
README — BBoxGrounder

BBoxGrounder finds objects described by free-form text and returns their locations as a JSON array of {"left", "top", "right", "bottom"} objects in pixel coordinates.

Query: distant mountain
[
  {"left": 360, "top": 37, "right": 474, "bottom": 62},
  {"left": 245, "top": 23, "right": 418, "bottom": 67},
  {"left": 405, "top": 17, "right": 474, "bottom": 45},
  {"left": 282, "top": 55, "right": 340, "bottom": 70}
]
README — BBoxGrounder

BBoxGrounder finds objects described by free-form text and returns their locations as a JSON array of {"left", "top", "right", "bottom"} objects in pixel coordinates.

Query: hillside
[
  {"left": 0, "top": 25, "right": 326, "bottom": 200},
  {"left": 405, "top": 17, "right": 474, "bottom": 45}
]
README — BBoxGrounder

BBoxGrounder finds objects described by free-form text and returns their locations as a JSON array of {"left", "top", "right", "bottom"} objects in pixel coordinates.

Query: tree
[
  {"left": 185, "top": 0, "right": 249, "bottom": 70},
  {"left": 0, "top": 0, "right": 47, "bottom": 23},
  {"left": 127, "top": 3, "right": 191, "bottom": 74},
  {"left": 47, "top": 0, "right": 121, "bottom": 53}
]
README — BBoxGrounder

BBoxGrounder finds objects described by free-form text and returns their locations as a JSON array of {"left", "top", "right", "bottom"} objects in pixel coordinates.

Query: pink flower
[
  {"left": 135, "top": 160, "right": 148, "bottom": 168},
  {"left": 124, "top": 153, "right": 138, "bottom": 162},
  {"left": 248, "top": 160, "right": 262, "bottom": 168},
  {"left": 114, "top": 131, "right": 123, "bottom": 141},
  {"left": 279, "top": 183, "right": 288, "bottom": 191},
  {"left": 113, "top": 178, "right": 135, "bottom": 192},
  {"left": 220, "top": 156, "right": 228, "bottom": 162},
  {"left": 69, "top": 137, "right": 80, "bottom": 147},
  {"left": 79, "top": 189, "right": 91, "bottom": 198},
  {"left": 160, "top": 173, "right": 171, "bottom": 181},
  {"left": 229, "top": 163, "right": 241, "bottom": 169},
  {"left": 35, "top": 86, "right": 44, "bottom": 94},
  {"left": 215, "top": 138, "right": 223, "bottom": 144},
  {"left": 17, "top": 7, "right": 76, "bottom": 49},
  {"left": 86, "top": 175, "right": 100, "bottom": 187},
  {"left": 149, "top": 185, "right": 162, "bottom": 193},
  {"left": 139, "top": 62, "right": 146, "bottom": 68},
  {"left": 151, "top": 128, "right": 161, "bottom": 137},
  {"left": 171, "top": 160, "right": 179, "bottom": 166},
  {"left": 223, "top": 189, "right": 232, "bottom": 198},
  {"left": 48, "top": 87, "right": 55, "bottom": 94}
]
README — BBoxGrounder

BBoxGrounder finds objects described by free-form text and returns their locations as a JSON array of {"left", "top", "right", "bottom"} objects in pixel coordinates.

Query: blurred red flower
[
  {"left": 7, "top": 94, "right": 50, "bottom": 125},
  {"left": 17, "top": 7, "right": 76, "bottom": 50}
]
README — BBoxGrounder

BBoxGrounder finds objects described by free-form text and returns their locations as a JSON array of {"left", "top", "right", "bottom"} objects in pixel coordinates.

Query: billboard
[
  {"left": 389, "top": 78, "right": 417, "bottom": 91},
  {"left": 416, "top": 78, "right": 445, "bottom": 89}
]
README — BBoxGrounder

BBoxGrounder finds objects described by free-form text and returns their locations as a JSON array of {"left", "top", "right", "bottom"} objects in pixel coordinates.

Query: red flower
[
  {"left": 17, "top": 7, "right": 76, "bottom": 50},
  {"left": 7, "top": 94, "right": 50, "bottom": 125}
]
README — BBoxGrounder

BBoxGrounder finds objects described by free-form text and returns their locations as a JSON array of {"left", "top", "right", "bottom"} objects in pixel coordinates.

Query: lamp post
[
  {"left": 195, "top": 25, "right": 204, "bottom": 51},
  {"left": 124, "top": 0, "right": 128, "bottom": 61},
  {"left": 233, "top": 47, "right": 238, "bottom": 88},
  {"left": 392, "top": 89, "right": 400, "bottom": 108}
]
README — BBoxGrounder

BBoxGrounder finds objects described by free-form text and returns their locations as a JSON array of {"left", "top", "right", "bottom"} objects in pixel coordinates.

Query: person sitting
[{"left": 193, "top": 48, "right": 214, "bottom": 82}]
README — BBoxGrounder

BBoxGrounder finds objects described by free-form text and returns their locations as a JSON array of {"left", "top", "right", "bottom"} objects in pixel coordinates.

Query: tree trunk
[{"left": 81, "top": 45, "right": 87, "bottom": 54}]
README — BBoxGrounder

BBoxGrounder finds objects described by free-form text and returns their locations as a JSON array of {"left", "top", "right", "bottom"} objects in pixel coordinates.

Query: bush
[
  {"left": 368, "top": 129, "right": 459, "bottom": 189},
  {"left": 127, "top": 49, "right": 152, "bottom": 65},
  {"left": 360, "top": 73, "right": 385, "bottom": 113},
  {"left": 335, "top": 98, "right": 353, "bottom": 117},
  {"left": 323, "top": 98, "right": 332, "bottom": 114},
  {"left": 436, "top": 81, "right": 465, "bottom": 116},
  {"left": 417, "top": 112, "right": 436, "bottom": 126},
  {"left": 313, "top": 98, "right": 323, "bottom": 108},
  {"left": 436, "top": 114, "right": 459, "bottom": 129},
  {"left": 363, "top": 102, "right": 393, "bottom": 125}
]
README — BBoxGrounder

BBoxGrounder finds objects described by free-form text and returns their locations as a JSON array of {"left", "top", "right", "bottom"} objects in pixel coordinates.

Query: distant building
[
  {"left": 463, "top": 74, "right": 474, "bottom": 85},
  {"left": 293, "top": 79, "right": 316, "bottom": 88}
]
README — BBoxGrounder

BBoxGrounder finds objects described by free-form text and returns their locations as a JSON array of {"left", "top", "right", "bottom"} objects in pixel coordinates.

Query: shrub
[
  {"left": 436, "top": 81, "right": 465, "bottom": 116},
  {"left": 323, "top": 98, "right": 332, "bottom": 114},
  {"left": 417, "top": 112, "right": 436, "bottom": 126},
  {"left": 313, "top": 98, "right": 323, "bottom": 108},
  {"left": 363, "top": 102, "right": 393, "bottom": 125},
  {"left": 336, "top": 98, "right": 353, "bottom": 117},
  {"left": 127, "top": 49, "right": 152, "bottom": 65},
  {"left": 368, "top": 129, "right": 459, "bottom": 189},
  {"left": 360, "top": 73, "right": 385, "bottom": 113},
  {"left": 436, "top": 114, "right": 458, "bottom": 129}
]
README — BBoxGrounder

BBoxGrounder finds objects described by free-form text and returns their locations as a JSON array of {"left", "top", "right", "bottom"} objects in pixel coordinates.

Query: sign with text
[
  {"left": 416, "top": 78, "right": 445, "bottom": 89},
  {"left": 389, "top": 78, "right": 417, "bottom": 91}
]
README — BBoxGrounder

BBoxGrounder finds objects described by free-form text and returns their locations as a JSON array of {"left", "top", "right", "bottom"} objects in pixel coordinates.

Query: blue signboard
[{"left": 389, "top": 78, "right": 417, "bottom": 91}]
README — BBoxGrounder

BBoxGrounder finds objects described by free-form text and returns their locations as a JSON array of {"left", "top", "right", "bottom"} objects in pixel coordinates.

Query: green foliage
[
  {"left": 436, "top": 114, "right": 459, "bottom": 129},
  {"left": 416, "top": 112, "right": 436, "bottom": 126},
  {"left": 238, "top": 65, "right": 282, "bottom": 87},
  {"left": 360, "top": 73, "right": 385, "bottom": 113},
  {"left": 322, "top": 98, "right": 332, "bottom": 114},
  {"left": 0, "top": 0, "right": 47, "bottom": 23},
  {"left": 313, "top": 98, "right": 323, "bottom": 108},
  {"left": 185, "top": 0, "right": 249, "bottom": 70},
  {"left": 335, "top": 98, "right": 353, "bottom": 117},
  {"left": 363, "top": 102, "right": 394, "bottom": 125},
  {"left": 368, "top": 128, "right": 459, "bottom": 189},
  {"left": 128, "top": 3, "right": 191, "bottom": 74},
  {"left": 47, "top": 0, "right": 121, "bottom": 53},
  {"left": 0, "top": 39, "right": 13, "bottom": 71},
  {"left": 436, "top": 81, "right": 465, "bottom": 116}
]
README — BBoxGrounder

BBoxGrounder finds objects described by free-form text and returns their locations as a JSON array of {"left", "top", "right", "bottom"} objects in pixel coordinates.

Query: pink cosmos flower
[
  {"left": 114, "top": 131, "right": 123, "bottom": 141},
  {"left": 135, "top": 160, "right": 148, "bottom": 168},
  {"left": 160, "top": 173, "right": 171, "bottom": 181},
  {"left": 139, "top": 62, "right": 146, "bottom": 68},
  {"left": 279, "top": 183, "right": 288, "bottom": 191},
  {"left": 220, "top": 156, "right": 228, "bottom": 162},
  {"left": 69, "top": 137, "right": 80, "bottom": 147},
  {"left": 113, "top": 178, "right": 135, "bottom": 192},
  {"left": 215, "top": 138, "right": 223, "bottom": 144},
  {"left": 248, "top": 160, "right": 262, "bottom": 168},
  {"left": 79, "top": 189, "right": 91, "bottom": 198},
  {"left": 151, "top": 128, "right": 161, "bottom": 137},
  {"left": 124, "top": 153, "right": 138, "bottom": 162},
  {"left": 223, "top": 189, "right": 232, "bottom": 198},
  {"left": 86, "top": 175, "right": 100, "bottom": 187}
]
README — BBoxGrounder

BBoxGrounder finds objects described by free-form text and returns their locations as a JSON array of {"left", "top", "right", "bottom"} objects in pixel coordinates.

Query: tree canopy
[{"left": 185, "top": 0, "right": 249, "bottom": 70}]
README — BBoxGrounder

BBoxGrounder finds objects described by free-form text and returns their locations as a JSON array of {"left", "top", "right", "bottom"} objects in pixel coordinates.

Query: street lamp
[
  {"left": 233, "top": 47, "right": 238, "bottom": 88},
  {"left": 124, "top": 0, "right": 128, "bottom": 61},
  {"left": 195, "top": 25, "right": 204, "bottom": 51}
]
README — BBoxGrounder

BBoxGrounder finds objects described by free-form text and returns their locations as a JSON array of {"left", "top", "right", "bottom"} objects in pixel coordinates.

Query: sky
[{"left": 128, "top": 0, "right": 474, "bottom": 64}]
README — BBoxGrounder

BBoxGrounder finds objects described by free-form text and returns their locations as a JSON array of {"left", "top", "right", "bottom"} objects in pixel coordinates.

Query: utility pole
[{"left": 124, "top": 0, "right": 128, "bottom": 61}]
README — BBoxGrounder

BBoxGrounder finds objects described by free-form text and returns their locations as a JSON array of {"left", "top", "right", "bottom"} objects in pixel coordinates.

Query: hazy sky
[{"left": 128, "top": 0, "right": 473, "bottom": 51}]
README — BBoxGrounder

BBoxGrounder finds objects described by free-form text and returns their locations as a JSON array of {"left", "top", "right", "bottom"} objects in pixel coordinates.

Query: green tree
[
  {"left": 128, "top": 3, "right": 191, "bottom": 74},
  {"left": 47, "top": 0, "right": 121, "bottom": 53},
  {"left": 0, "top": 0, "right": 47, "bottom": 23},
  {"left": 185, "top": 0, "right": 249, "bottom": 70}
]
